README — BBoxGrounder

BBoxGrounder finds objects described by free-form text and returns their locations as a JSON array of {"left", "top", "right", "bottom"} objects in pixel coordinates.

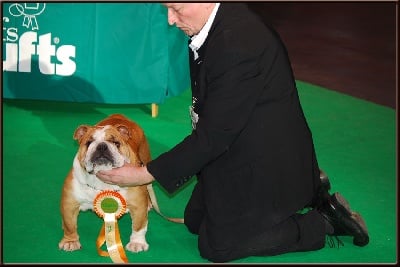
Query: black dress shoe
[{"left": 318, "top": 192, "right": 369, "bottom": 247}]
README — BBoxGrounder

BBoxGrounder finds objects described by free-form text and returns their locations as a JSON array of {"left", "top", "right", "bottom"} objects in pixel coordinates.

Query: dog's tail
[{"left": 146, "top": 184, "right": 184, "bottom": 224}]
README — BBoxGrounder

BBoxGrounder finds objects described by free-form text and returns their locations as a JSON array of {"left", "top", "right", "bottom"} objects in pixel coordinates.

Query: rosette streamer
[{"left": 93, "top": 190, "right": 128, "bottom": 263}]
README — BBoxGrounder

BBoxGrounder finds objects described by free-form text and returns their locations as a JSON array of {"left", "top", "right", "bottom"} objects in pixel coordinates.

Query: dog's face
[{"left": 73, "top": 124, "right": 135, "bottom": 175}]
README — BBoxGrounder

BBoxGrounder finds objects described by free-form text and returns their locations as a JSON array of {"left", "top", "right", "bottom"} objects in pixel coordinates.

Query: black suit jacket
[{"left": 148, "top": 3, "right": 321, "bottom": 249}]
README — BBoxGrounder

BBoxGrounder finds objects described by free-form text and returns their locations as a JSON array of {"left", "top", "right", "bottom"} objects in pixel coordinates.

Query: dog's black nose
[{"left": 97, "top": 142, "right": 108, "bottom": 152}]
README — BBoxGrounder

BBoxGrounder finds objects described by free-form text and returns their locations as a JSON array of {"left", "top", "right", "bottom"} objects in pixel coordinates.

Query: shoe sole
[{"left": 333, "top": 192, "right": 369, "bottom": 246}]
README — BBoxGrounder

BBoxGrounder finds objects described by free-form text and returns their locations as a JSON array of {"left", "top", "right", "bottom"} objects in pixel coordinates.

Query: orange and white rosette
[{"left": 93, "top": 190, "right": 128, "bottom": 263}]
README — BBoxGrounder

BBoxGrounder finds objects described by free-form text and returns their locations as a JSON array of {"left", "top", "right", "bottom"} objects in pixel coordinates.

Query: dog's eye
[
  {"left": 86, "top": 141, "right": 92, "bottom": 147},
  {"left": 113, "top": 141, "right": 120, "bottom": 148}
]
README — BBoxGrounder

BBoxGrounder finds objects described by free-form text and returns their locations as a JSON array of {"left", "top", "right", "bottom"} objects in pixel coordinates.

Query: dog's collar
[{"left": 79, "top": 180, "right": 120, "bottom": 192}]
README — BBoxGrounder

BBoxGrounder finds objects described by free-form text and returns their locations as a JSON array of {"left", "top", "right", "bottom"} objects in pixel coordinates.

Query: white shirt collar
[{"left": 189, "top": 3, "right": 220, "bottom": 60}]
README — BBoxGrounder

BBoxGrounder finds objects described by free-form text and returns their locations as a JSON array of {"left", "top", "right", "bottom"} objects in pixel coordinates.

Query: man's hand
[{"left": 96, "top": 162, "right": 155, "bottom": 187}]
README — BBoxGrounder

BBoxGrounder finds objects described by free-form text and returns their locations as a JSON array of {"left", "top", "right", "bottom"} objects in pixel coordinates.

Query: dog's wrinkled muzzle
[{"left": 91, "top": 143, "right": 114, "bottom": 164}]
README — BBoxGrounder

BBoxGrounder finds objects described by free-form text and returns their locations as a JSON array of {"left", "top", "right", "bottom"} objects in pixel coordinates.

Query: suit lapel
[{"left": 188, "top": 3, "right": 230, "bottom": 118}]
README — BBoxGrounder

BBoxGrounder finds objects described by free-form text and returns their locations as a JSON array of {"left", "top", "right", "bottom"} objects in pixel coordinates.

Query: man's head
[{"left": 164, "top": 3, "right": 216, "bottom": 36}]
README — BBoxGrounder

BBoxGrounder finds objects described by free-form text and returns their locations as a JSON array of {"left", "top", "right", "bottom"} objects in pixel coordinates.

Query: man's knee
[
  {"left": 198, "top": 232, "right": 236, "bottom": 263},
  {"left": 199, "top": 244, "right": 233, "bottom": 263}
]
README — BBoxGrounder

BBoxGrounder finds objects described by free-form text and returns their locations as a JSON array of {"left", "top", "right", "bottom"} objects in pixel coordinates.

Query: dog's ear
[
  {"left": 73, "top": 125, "right": 91, "bottom": 142},
  {"left": 116, "top": 125, "right": 131, "bottom": 140}
]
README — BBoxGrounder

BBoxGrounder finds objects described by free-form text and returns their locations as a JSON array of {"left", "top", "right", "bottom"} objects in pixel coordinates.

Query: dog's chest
[{"left": 71, "top": 174, "right": 128, "bottom": 211}]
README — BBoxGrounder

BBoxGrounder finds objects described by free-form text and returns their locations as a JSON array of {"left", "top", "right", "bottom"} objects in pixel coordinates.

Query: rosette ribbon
[{"left": 93, "top": 190, "right": 128, "bottom": 263}]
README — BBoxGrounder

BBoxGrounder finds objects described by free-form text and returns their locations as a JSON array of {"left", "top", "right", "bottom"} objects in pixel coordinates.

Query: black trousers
[{"left": 184, "top": 181, "right": 327, "bottom": 263}]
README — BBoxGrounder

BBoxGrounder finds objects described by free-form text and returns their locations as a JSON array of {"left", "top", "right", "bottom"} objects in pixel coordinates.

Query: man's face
[{"left": 164, "top": 3, "right": 215, "bottom": 36}]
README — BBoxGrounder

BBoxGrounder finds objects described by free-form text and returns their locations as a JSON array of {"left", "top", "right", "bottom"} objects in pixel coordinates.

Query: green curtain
[{"left": 2, "top": 3, "right": 190, "bottom": 104}]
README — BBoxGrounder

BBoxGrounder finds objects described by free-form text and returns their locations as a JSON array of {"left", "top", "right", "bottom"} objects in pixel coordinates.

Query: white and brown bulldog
[{"left": 58, "top": 114, "right": 152, "bottom": 253}]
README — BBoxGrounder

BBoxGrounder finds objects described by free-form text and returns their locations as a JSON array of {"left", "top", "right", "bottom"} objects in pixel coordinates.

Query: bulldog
[{"left": 58, "top": 113, "right": 152, "bottom": 253}]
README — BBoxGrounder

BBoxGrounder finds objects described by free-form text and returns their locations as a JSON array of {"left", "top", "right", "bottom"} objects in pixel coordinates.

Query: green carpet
[{"left": 1, "top": 81, "right": 396, "bottom": 264}]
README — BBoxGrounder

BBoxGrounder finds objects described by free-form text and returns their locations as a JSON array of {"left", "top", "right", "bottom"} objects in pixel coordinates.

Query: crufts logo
[
  {"left": 3, "top": 3, "right": 77, "bottom": 76},
  {"left": 9, "top": 2, "right": 46, "bottom": 30}
]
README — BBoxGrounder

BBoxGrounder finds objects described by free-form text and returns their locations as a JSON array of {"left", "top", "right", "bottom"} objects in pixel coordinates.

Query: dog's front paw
[
  {"left": 126, "top": 240, "right": 149, "bottom": 253},
  {"left": 126, "top": 232, "right": 149, "bottom": 253},
  {"left": 59, "top": 239, "right": 82, "bottom": 251}
]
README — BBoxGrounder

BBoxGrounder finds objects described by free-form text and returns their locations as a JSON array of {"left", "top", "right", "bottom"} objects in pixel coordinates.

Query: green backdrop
[{"left": 2, "top": 2, "right": 190, "bottom": 104}]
